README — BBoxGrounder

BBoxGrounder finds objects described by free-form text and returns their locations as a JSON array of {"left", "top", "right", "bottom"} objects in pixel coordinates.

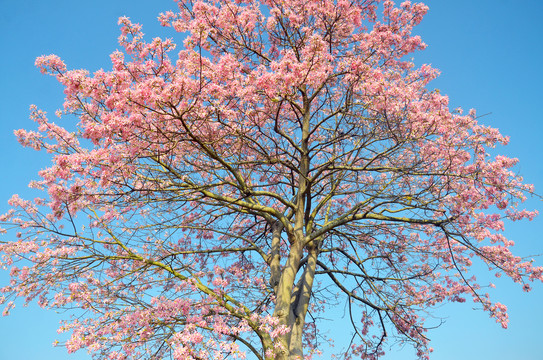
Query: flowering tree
[{"left": 1, "top": 0, "right": 541, "bottom": 359}]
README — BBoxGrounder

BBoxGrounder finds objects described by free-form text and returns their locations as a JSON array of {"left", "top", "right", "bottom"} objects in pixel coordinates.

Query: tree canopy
[{"left": 1, "top": 0, "right": 541, "bottom": 359}]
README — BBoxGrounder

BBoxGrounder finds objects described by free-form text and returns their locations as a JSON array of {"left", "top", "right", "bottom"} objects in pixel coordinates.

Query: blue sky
[{"left": 0, "top": 1, "right": 542, "bottom": 359}]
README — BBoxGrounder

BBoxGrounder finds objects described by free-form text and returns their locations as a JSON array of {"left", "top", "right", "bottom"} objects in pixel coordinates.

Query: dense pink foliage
[{"left": 1, "top": 0, "right": 540, "bottom": 359}]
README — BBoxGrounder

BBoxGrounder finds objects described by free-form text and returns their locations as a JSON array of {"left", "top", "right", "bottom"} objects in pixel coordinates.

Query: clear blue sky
[{"left": 0, "top": 1, "right": 542, "bottom": 359}]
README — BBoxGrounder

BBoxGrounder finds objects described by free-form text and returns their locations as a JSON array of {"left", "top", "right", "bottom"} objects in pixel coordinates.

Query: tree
[{"left": 1, "top": 0, "right": 541, "bottom": 359}]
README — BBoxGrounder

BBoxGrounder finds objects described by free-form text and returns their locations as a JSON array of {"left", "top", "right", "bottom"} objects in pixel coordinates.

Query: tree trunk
[{"left": 271, "top": 234, "right": 319, "bottom": 359}]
